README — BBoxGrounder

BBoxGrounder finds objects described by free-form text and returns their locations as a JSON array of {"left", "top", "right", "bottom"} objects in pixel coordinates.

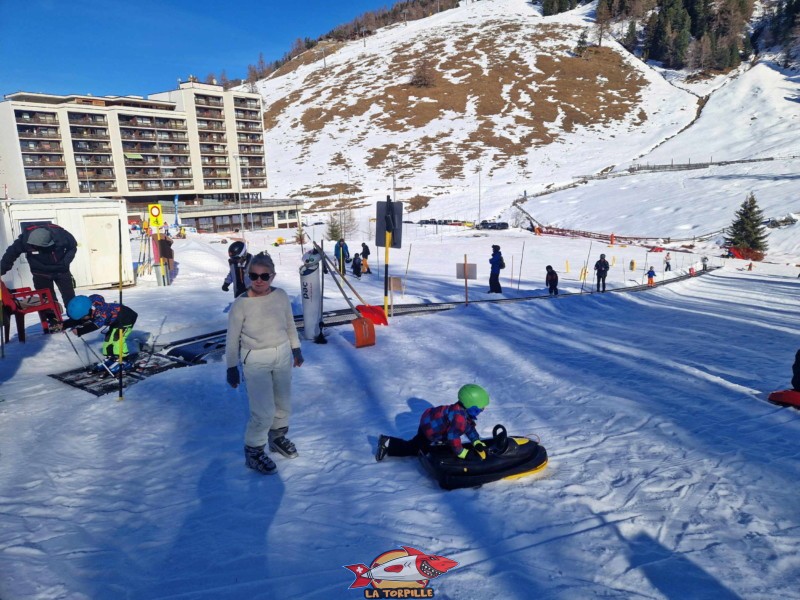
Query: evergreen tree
[
  {"left": 326, "top": 215, "right": 343, "bottom": 242},
  {"left": 623, "top": 20, "right": 638, "bottom": 50},
  {"left": 575, "top": 28, "right": 590, "bottom": 56},
  {"left": 725, "top": 193, "right": 769, "bottom": 252}
]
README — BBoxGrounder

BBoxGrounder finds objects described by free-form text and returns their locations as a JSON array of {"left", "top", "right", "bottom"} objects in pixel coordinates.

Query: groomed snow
[{"left": 1, "top": 226, "right": 798, "bottom": 599}]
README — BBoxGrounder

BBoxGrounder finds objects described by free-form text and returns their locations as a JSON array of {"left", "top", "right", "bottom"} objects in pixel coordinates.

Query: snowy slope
[{"left": 1, "top": 228, "right": 799, "bottom": 599}]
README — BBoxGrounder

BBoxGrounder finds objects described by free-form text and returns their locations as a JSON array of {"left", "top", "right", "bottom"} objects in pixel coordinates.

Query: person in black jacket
[
  {"left": 792, "top": 349, "right": 800, "bottom": 391},
  {"left": 594, "top": 253, "right": 610, "bottom": 292},
  {"left": 360, "top": 242, "right": 372, "bottom": 274},
  {"left": 0, "top": 224, "right": 77, "bottom": 313},
  {"left": 545, "top": 265, "right": 559, "bottom": 296}
]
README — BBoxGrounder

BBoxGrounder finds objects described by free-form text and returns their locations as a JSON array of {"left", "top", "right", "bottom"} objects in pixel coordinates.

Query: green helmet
[{"left": 458, "top": 384, "right": 490, "bottom": 410}]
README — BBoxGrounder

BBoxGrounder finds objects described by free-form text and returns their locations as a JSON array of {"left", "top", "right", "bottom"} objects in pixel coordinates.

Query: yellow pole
[
  {"left": 565, "top": 259, "right": 570, "bottom": 273},
  {"left": 383, "top": 230, "right": 392, "bottom": 318}
]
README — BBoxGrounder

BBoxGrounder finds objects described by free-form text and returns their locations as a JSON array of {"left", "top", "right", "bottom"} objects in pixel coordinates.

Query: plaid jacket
[{"left": 419, "top": 402, "right": 480, "bottom": 454}]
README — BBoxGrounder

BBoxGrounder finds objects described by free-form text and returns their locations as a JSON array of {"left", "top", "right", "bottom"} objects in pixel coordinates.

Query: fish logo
[{"left": 344, "top": 546, "right": 458, "bottom": 595}]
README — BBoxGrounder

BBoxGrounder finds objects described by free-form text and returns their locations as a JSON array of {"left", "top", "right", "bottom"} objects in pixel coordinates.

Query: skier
[
  {"left": 664, "top": 252, "right": 672, "bottom": 272},
  {"left": 545, "top": 265, "right": 559, "bottom": 296},
  {"left": 222, "top": 241, "right": 253, "bottom": 297},
  {"left": 646, "top": 266, "right": 656, "bottom": 287},
  {"left": 0, "top": 223, "right": 78, "bottom": 323},
  {"left": 352, "top": 253, "right": 362, "bottom": 280},
  {"left": 376, "top": 384, "right": 490, "bottom": 461},
  {"left": 594, "top": 253, "right": 610, "bottom": 292},
  {"left": 488, "top": 245, "right": 504, "bottom": 294},
  {"left": 361, "top": 243, "right": 372, "bottom": 274},
  {"left": 334, "top": 239, "right": 350, "bottom": 276},
  {"left": 61, "top": 295, "right": 139, "bottom": 373},
  {"left": 701, "top": 256, "right": 709, "bottom": 271}
]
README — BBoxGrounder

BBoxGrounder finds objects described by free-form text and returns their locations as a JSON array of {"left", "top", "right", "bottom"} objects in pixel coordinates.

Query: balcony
[
  {"left": 199, "top": 133, "right": 227, "bottom": 144},
  {"left": 20, "top": 141, "right": 63, "bottom": 153},
  {"left": 121, "top": 130, "right": 157, "bottom": 141},
  {"left": 199, "top": 146, "right": 227, "bottom": 156},
  {"left": 16, "top": 113, "right": 58, "bottom": 125},
  {"left": 195, "top": 96, "right": 224, "bottom": 107},
  {"left": 75, "top": 158, "right": 114, "bottom": 166},
  {"left": 238, "top": 146, "right": 264, "bottom": 155},
  {"left": 119, "top": 117, "right": 155, "bottom": 128},
  {"left": 160, "top": 158, "right": 192, "bottom": 167},
  {"left": 71, "top": 129, "right": 110, "bottom": 140},
  {"left": 203, "top": 180, "right": 231, "bottom": 189},
  {"left": 233, "top": 98, "right": 260, "bottom": 109},
  {"left": 69, "top": 114, "right": 108, "bottom": 125},
  {"left": 127, "top": 181, "right": 164, "bottom": 191},
  {"left": 73, "top": 142, "right": 112, "bottom": 153},
  {"left": 23, "top": 158, "right": 66, "bottom": 167},
  {"left": 234, "top": 110, "right": 261, "bottom": 121},
  {"left": 158, "top": 145, "right": 190, "bottom": 154},
  {"left": 28, "top": 182, "right": 70, "bottom": 194},
  {"left": 25, "top": 170, "right": 68, "bottom": 181},
  {"left": 162, "top": 170, "right": 192, "bottom": 179},
  {"left": 79, "top": 181, "right": 117, "bottom": 193},
  {"left": 201, "top": 157, "right": 229, "bottom": 166},
  {"left": 126, "top": 170, "right": 162, "bottom": 179},
  {"left": 237, "top": 134, "right": 263, "bottom": 143},
  {"left": 81, "top": 170, "right": 116, "bottom": 180},
  {"left": 17, "top": 128, "right": 60, "bottom": 139},
  {"left": 202, "top": 169, "right": 230, "bottom": 178},
  {"left": 236, "top": 122, "right": 263, "bottom": 132},
  {"left": 197, "top": 121, "right": 225, "bottom": 131},
  {"left": 196, "top": 109, "right": 225, "bottom": 120},
  {"left": 242, "top": 180, "right": 267, "bottom": 189},
  {"left": 155, "top": 119, "right": 188, "bottom": 130},
  {"left": 157, "top": 133, "right": 189, "bottom": 142}
]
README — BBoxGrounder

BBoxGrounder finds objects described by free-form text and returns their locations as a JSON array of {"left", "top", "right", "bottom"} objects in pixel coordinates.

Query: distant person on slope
[
  {"left": 488, "top": 245, "right": 504, "bottom": 294},
  {"left": 351, "top": 253, "right": 362, "bottom": 280},
  {"left": 360, "top": 243, "right": 372, "bottom": 274},
  {"left": 0, "top": 223, "right": 78, "bottom": 320},
  {"left": 545, "top": 265, "right": 559, "bottom": 296},
  {"left": 376, "top": 384, "right": 490, "bottom": 462},
  {"left": 334, "top": 239, "right": 350, "bottom": 276},
  {"left": 664, "top": 252, "right": 672, "bottom": 272},
  {"left": 792, "top": 349, "right": 800, "bottom": 391},
  {"left": 222, "top": 241, "right": 253, "bottom": 297},
  {"left": 594, "top": 253, "right": 610, "bottom": 292},
  {"left": 646, "top": 266, "right": 657, "bottom": 287}
]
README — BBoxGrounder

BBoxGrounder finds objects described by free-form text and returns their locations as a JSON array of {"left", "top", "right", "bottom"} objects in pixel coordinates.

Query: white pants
[{"left": 242, "top": 342, "right": 293, "bottom": 447}]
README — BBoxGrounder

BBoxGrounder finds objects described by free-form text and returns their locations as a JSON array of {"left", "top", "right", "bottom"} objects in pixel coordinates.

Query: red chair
[{"left": 1, "top": 281, "right": 63, "bottom": 343}]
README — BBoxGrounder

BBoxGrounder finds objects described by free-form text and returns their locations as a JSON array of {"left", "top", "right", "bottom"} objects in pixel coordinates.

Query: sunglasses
[{"left": 248, "top": 272, "right": 275, "bottom": 281}]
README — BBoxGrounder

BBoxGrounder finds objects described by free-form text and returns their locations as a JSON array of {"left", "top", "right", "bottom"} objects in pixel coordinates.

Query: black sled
[{"left": 419, "top": 424, "right": 548, "bottom": 490}]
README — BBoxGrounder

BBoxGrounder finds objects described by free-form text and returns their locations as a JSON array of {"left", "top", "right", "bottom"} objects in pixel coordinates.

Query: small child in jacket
[
  {"left": 545, "top": 265, "right": 559, "bottom": 295},
  {"left": 62, "top": 294, "right": 139, "bottom": 371},
  {"left": 376, "top": 384, "right": 490, "bottom": 461},
  {"left": 352, "top": 253, "right": 362, "bottom": 279},
  {"left": 647, "top": 266, "right": 656, "bottom": 287}
]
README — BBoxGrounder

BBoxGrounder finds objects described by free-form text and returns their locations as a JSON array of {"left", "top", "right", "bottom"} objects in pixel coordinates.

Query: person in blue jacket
[
  {"left": 334, "top": 238, "right": 350, "bottom": 276},
  {"left": 488, "top": 245, "right": 504, "bottom": 293},
  {"left": 61, "top": 294, "right": 139, "bottom": 372}
]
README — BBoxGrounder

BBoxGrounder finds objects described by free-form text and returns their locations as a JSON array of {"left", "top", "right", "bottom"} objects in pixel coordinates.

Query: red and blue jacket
[
  {"left": 64, "top": 294, "right": 138, "bottom": 336},
  {"left": 419, "top": 402, "right": 480, "bottom": 455}
]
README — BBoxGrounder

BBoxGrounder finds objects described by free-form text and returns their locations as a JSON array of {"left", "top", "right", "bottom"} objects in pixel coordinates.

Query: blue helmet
[{"left": 67, "top": 295, "right": 93, "bottom": 320}]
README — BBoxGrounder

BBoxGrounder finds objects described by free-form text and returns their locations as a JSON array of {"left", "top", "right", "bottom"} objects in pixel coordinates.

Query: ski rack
[{"left": 153, "top": 267, "right": 718, "bottom": 363}]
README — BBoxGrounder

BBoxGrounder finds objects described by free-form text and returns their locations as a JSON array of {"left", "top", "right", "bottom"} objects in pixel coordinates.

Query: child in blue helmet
[
  {"left": 376, "top": 384, "right": 490, "bottom": 461},
  {"left": 62, "top": 295, "right": 138, "bottom": 372}
]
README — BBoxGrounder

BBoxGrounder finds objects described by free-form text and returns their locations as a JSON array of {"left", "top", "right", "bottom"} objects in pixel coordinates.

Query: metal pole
[
  {"left": 117, "top": 219, "right": 124, "bottom": 401},
  {"left": 580, "top": 241, "right": 593, "bottom": 293}
]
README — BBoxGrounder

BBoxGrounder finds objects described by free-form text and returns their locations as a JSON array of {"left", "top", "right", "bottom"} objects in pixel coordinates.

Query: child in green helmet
[{"left": 376, "top": 384, "right": 490, "bottom": 461}]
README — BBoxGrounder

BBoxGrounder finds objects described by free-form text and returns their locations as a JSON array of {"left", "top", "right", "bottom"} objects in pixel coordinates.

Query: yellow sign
[{"left": 148, "top": 204, "right": 164, "bottom": 228}]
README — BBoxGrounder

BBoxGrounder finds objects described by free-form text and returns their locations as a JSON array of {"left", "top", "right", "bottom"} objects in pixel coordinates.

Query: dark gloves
[
  {"left": 292, "top": 347, "right": 304, "bottom": 367},
  {"left": 222, "top": 282, "right": 230, "bottom": 292},
  {"left": 226, "top": 366, "right": 240, "bottom": 388}
]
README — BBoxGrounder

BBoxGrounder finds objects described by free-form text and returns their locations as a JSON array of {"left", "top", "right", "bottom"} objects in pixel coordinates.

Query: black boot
[
  {"left": 269, "top": 427, "right": 298, "bottom": 459},
  {"left": 244, "top": 445, "right": 277, "bottom": 474}
]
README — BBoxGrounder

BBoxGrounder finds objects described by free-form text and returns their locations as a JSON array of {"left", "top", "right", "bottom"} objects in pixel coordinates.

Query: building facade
[{"left": 0, "top": 81, "right": 300, "bottom": 232}]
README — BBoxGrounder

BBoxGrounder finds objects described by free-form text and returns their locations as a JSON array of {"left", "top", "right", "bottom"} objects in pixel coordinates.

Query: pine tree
[
  {"left": 725, "top": 193, "right": 769, "bottom": 253},
  {"left": 326, "top": 215, "right": 343, "bottom": 242},
  {"left": 575, "top": 28, "right": 590, "bottom": 57}
]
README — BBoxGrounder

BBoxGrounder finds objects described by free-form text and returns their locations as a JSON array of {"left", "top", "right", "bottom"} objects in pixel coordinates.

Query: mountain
[{"left": 251, "top": 0, "right": 800, "bottom": 260}]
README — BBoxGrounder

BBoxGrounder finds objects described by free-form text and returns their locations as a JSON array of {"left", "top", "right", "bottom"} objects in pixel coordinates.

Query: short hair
[{"left": 250, "top": 253, "right": 275, "bottom": 271}]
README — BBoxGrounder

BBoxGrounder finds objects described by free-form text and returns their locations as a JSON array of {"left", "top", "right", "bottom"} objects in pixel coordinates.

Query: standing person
[
  {"left": 594, "top": 253, "right": 610, "bottom": 292},
  {"left": 225, "top": 253, "right": 304, "bottom": 475},
  {"left": 222, "top": 241, "right": 253, "bottom": 298},
  {"left": 701, "top": 256, "right": 709, "bottom": 271},
  {"left": 646, "top": 266, "right": 657, "bottom": 287},
  {"left": 792, "top": 349, "right": 800, "bottom": 391},
  {"left": 157, "top": 232, "right": 175, "bottom": 273},
  {"left": 360, "top": 242, "right": 372, "bottom": 274},
  {"left": 334, "top": 238, "right": 350, "bottom": 276},
  {"left": 0, "top": 223, "right": 77, "bottom": 319},
  {"left": 664, "top": 252, "right": 672, "bottom": 272},
  {"left": 488, "top": 245, "right": 504, "bottom": 294},
  {"left": 61, "top": 294, "right": 139, "bottom": 373},
  {"left": 545, "top": 265, "right": 559, "bottom": 296},
  {"left": 351, "top": 253, "right": 362, "bottom": 280}
]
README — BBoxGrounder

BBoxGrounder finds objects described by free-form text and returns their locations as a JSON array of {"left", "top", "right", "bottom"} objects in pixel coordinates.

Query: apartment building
[{"left": 0, "top": 81, "right": 300, "bottom": 231}]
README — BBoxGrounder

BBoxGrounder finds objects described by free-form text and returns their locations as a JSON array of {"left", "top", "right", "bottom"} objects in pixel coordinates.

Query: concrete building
[{"left": 0, "top": 81, "right": 300, "bottom": 232}]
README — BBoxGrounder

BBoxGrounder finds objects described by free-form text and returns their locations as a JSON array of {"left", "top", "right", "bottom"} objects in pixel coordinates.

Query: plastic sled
[
  {"left": 768, "top": 389, "right": 800, "bottom": 408},
  {"left": 419, "top": 424, "right": 548, "bottom": 490}
]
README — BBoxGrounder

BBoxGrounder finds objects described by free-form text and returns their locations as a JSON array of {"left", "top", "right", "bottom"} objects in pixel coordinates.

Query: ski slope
[{"left": 1, "top": 227, "right": 799, "bottom": 599}]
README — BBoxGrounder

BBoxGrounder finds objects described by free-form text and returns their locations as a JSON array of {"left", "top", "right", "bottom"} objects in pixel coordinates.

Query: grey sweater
[{"left": 225, "top": 288, "right": 300, "bottom": 368}]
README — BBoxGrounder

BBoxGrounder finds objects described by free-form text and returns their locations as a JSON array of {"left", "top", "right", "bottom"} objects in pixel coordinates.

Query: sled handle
[{"left": 492, "top": 424, "right": 509, "bottom": 455}]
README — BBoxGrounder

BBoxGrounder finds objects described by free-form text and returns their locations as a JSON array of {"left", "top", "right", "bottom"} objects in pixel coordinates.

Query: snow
[
  {"left": 1, "top": 226, "right": 799, "bottom": 599},
  {"left": 3, "top": 0, "right": 800, "bottom": 597}
]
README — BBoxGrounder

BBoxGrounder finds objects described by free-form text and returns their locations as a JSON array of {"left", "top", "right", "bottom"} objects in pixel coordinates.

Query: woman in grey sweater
[{"left": 225, "top": 253, "right": 304, "bottom": 474}]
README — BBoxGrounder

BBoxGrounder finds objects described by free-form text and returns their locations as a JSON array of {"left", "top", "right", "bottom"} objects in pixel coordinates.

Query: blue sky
[{"left": 0, "top": 0, "right": 384, "bottom": 98}]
